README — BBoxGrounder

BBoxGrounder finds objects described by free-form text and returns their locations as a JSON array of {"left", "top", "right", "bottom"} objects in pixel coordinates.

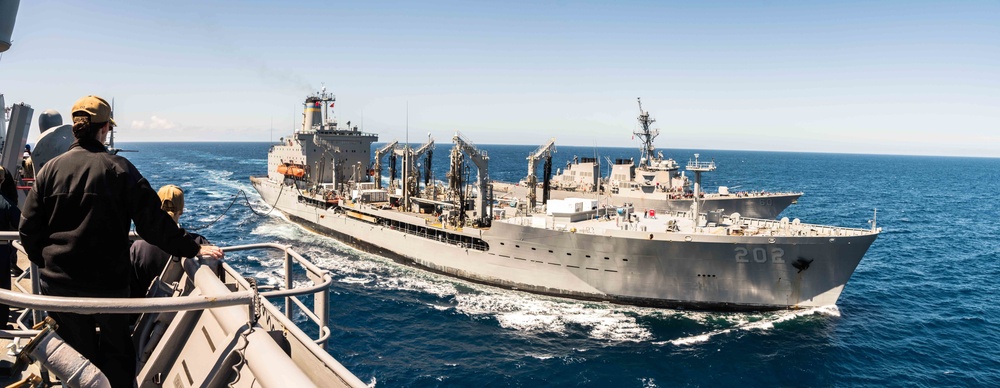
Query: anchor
[{"left": 792, "top": 257, "right": 814, "bottom": 273}]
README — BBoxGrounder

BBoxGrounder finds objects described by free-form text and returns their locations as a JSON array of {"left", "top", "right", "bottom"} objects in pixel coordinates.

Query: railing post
[
  {"left": 30, "top": 262, "right": 42, "bottom": 326},
  {"left": 315, "top": 280, "right": 329, "bottom": 350},
  {"left": 284, "top": 246, "right": 293, "bottom": 320}
]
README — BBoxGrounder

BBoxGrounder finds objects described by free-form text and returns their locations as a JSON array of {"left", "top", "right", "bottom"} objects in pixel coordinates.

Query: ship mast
[
  {"left": 104, "top": 98, "right": 118, "bottom": 153},
  {"left": 634, "top": 98, "right": 660, "bottom": 170},
  {"left": 686, "top": 153, "right": 716, "bottom": 224},
  {"left": 318, "top": 85, "right": 335, "bottom": 130}
]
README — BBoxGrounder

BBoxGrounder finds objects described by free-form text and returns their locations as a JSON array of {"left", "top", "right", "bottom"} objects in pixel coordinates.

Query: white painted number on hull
[{"left": 735, "top": 247, "right": 785, "bottom": 264}]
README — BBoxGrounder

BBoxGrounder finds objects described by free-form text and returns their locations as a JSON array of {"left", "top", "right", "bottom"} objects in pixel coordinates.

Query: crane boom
[
  {"left": 396, "top": 136, "right": 436, "bottom": 209},
  {"left": 450, "top": 131, "right": 492, "bottom": 227},
  {"left": 373, "top": 140, "right": 398, "bottom": 188},
  {"left": 524, "top": 138, "right": 556, "bottom": 210}
]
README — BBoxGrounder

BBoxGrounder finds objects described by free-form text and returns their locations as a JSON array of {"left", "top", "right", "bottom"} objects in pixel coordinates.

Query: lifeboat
[{"left": 277, "top": 163, "right": 306, "bottom": 178}]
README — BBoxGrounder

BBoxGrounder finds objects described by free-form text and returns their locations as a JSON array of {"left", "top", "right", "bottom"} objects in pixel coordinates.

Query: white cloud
[{"left": 130, "top": 116, "right": 178, "bottom": 131}]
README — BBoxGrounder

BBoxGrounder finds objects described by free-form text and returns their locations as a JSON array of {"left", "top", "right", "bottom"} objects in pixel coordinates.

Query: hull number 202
[{"left": 735, "top": 247, "right": 785, "bottom": 264}]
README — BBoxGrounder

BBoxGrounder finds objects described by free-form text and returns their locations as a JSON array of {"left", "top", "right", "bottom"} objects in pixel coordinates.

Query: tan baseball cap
[
  {"left": 158, "top": 184, "right": 184, "bottom": 216},
  {"left": 71, "top": 95, "right": 117, "bottom": 127}
]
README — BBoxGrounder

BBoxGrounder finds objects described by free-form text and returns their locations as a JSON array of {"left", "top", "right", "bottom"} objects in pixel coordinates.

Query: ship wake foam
[{"left": 664, "top": 305, "right": 841, "bottom": 346}]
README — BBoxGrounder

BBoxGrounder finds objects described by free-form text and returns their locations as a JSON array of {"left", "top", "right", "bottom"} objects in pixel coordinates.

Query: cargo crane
[
  {"left": 524, "top": 138, "right": 556, "bottom": 211},
  {"left": 372, "top": 140, "right": 398, "bottom": 189},
  {"left": 449, "top": 132, "right": 492, "bottom": 227},
  {"left": 446, "top": 145, "right": 465, "bottom": 225},
  {"left": 397, "top": 135, "right": 435, "bottom": 209},
  {"left": 412, "top": 136, "right": 435, "bottom": 197}
]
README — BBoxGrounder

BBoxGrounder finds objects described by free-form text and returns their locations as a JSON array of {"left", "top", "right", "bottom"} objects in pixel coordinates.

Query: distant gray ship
[
  {"left": 494, "top": 99, "right": 802, "bottom": 219},
  {"left": 251, "top": 89, "right": 880, "bottom": 311}
]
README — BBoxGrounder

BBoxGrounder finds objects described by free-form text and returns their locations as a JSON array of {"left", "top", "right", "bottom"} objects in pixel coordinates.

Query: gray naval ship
[
  {"left": 0, "top": 5, "right": 365, "bottom": 385},
  {"left": 493, "top": 99, "right": 802, "bottom": 219},
  {"left": 251, "top": 89, "right": 880, "bottom": 311}
]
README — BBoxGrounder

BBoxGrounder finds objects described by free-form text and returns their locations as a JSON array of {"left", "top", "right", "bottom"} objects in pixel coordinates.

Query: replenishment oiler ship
[{"left": 251, "top": 89, "right": 880, "bottom": 311}]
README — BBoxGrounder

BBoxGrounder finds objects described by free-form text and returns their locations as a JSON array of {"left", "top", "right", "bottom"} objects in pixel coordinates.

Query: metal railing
[
  {"left": 0, "top": 232, "right": 334, "bottom": 348},
  {"left": 233, "top": 242, "right": 334, "bottom": 345}
]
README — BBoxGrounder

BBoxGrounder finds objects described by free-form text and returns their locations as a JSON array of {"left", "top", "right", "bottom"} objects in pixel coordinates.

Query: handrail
[
  {"left": 217, "top": 243, "right": 334, "bottom": 347},
  {"left": 0, "top": 237, "right": 335, "bottom": 347},
  {"left": 218, "top": 243, "right": 334, "bottom": 298},
  {"left": 0, "top": 286, "right": 255, "bottom": 314},
  {"left": 1, "top": 241, "right": 256, "bottom": 315}
]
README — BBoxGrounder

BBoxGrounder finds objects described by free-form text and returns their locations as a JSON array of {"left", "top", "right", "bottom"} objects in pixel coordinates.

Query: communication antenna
[
  {"left": 108, "top": 98, "right": 115, "bottom": 150},
  {"left": 105, "top": 98, "right": 134, "bottom": 154}
]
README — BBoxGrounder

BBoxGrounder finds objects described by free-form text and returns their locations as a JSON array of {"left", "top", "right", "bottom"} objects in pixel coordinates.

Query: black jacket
[
  {"left": 130, "top": 231, "right": 209, "bottom": 298},
  {"left": 19, "top": 138, "right": 200, "bottom": 291}
]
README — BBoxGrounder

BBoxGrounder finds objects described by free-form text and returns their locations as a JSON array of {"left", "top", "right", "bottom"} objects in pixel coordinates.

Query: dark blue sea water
[{"left": 119, "top": 142, "right": 1000, "bottom": 387}]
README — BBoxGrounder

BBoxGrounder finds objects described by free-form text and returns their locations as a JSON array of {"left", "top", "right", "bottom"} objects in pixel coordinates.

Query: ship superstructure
[
  {"left": 495, "top": 98, "right": 802, "bottom": 219},
  {"left": 251, "top": 90, "right": 880, "bottom": 311},
  {"left": 268, "top": 87, "right": 378, "bottom": 190}
]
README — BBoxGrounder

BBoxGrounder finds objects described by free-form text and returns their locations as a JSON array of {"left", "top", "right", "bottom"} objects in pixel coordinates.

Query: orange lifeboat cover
[
  {"left": 287, "top": 165, "right": 306, "bottom": 178},
  {"left": 277, "top": 163, "right": 306, "bottom": 178}
]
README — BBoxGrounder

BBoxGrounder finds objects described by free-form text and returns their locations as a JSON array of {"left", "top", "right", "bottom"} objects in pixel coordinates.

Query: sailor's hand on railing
[{"left": 199, "top": 245, "right": 224, "bottom": 259}]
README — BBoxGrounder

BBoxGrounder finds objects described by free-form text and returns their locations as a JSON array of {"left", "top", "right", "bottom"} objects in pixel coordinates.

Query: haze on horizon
[{"left": 2, "top": 1, "right": 997, "bottom": 158}]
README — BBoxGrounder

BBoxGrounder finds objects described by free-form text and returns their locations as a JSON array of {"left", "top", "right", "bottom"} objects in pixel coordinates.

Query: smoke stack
[{"left": 302, "top": 97, "right": 323, "bottom": 132}]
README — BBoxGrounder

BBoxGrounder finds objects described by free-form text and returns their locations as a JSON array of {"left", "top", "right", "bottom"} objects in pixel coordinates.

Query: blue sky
[{"left": 2, "top": 1, "right": 998, "bottom": 157}]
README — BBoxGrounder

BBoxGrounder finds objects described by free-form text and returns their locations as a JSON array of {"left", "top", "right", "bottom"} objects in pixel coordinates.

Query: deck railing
[{"left": 0, "top": 232, "right": 334, "bottom": 349}]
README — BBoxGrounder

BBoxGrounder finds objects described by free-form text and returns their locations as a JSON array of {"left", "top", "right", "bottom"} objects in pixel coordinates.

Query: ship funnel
[
  {"left": 302, "top": 97, "right": 323, "bottom": 131},
  {"left": 0, "top": 0, "right": 20, "bottom": 52}
]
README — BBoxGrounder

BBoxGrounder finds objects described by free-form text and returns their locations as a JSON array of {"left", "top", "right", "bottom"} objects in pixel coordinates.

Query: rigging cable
[{"left": 187, "top": 184, "right": 288, "bottom": 231}]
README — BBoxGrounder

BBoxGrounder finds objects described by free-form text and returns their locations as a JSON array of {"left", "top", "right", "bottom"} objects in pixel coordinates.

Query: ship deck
[
  {"left": 335, "top": 192, "right": 870, "bottom": 240},
  {"left": 501, "top": 209, "right": 874, "bottom": 238},
  {"left": 493, "top": 181, "right": 802, "bottom": 200}
]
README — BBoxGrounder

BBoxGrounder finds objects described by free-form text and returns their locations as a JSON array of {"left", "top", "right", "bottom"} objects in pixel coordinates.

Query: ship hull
[{"left": 253, "top": 177, "right": 872, "bottom": 311}]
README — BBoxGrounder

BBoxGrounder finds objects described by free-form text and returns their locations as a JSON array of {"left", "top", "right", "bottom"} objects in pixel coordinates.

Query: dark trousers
[
  {"left": 0, "top": 244, "right": 13, "bottom": 326},
  {"left": 40, "top": 280, "right": 136, "bottom": 388}
]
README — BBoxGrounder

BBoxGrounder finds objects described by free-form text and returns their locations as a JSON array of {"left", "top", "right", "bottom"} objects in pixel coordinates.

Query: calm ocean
[{"left": 119, "top": 142, "right": 1000, "bottom": 387}]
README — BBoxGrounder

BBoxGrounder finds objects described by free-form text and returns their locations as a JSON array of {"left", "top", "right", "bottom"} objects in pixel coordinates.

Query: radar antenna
[{"left": 634, "top": 98, "right": 659, "bottom": 170}]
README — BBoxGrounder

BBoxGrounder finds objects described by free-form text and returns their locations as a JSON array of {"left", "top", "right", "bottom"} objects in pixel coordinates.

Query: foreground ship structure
[
  {"left": 3, "top": 4, "right": 364, "bottom": 380},
  {"left": 251, "top": 89, "right": 880, "bottom": 311}
]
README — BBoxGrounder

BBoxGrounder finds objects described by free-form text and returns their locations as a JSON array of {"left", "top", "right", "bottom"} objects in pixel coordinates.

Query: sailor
[
  {"left": 0, "top": 167, "right": 18, "bottom": 326},
  {"left": 2, "top": 165, "right": 20, "bottom": 283},
  {"left": 130, "top": 185, "right": 214, "bottom": 299},
  {"left": 0, "top": 167, "right": 17, "bottom": 212},
  {"left": 19, "top": 95, "right": 224, "bottom": 388},
  {"left": 21, "top": 144, "right": 33, "bottom": 179}
]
